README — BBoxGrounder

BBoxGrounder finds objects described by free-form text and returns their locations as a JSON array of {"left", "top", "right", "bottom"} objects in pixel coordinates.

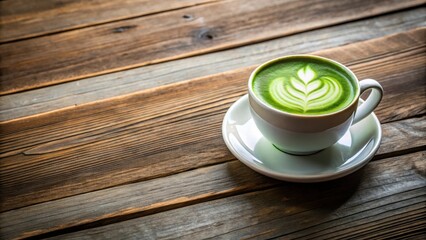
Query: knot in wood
[{"left": 198, "top": 29, "right": 216, "bottom": 40}]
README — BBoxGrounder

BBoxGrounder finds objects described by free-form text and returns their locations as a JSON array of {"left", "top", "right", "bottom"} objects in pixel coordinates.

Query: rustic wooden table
[{"left": 1, "top": 0, "right": 425, "bottom": 239}]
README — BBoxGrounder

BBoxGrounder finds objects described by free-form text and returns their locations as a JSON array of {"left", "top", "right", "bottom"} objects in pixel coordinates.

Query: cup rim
[{"left": 248, "top": 54, "right": 361, "bottom": 118}]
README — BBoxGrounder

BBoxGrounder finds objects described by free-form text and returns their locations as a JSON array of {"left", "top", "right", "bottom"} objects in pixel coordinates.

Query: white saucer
[{"left": 222, "top": 95, "right": 382, "bottom": 183}]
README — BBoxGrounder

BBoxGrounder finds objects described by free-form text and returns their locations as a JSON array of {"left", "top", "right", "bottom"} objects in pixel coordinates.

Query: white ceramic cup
[{"left": 248, "top": 55, "right": 383, "bottom": 155}]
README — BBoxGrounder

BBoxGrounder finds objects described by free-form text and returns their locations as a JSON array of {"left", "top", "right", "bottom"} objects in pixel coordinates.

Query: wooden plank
[
  {"left": 0, "top": 0, "right": 423, "bottom": 95},
  {"left": 0, "top": 0, "right": 219, "bottom": 43},
  {"left": 286, "top": 206, "right": 426, "bottom": 239},
  {"left": 377, "top": 116, "right": 426, "bottom": 157},
  {"left": 0, "top": 28, "right": 424, "bottom": 212},
  {"left": 44, "top": 151, "right": 426, "bottom": 239},
  {"left": 1, "top": 8, "right": 425, "bottom": 122},
  {"left": 0, "top": 116, "right": 424, "bottom": 239}
]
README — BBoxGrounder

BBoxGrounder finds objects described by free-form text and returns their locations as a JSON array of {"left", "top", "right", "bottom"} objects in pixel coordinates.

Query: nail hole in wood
[{"left": 182, "top": 14, "right": 193, "bottom": 20}]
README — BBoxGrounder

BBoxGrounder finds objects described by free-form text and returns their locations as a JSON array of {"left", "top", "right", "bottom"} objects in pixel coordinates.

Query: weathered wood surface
[
  {"left": 0, "top": 0, "right": 218, "bottom": 43},
  {"left": 0, "top": 116, "right": 424, "bottom": 239},
  {"left": 0, "top": 0, "right": 423, "bottom": 95},
  {"left": 1, "top": 8, "right": 425, "bottom": 122},
  {"left": 0, "top": 28, "right": 424, "bottom": 214},
  {"left": 1, "top": 1, "right": 425, "bottom": 239},
  {"left": 377, "top": 116, "right": 426, "bottom": 157},
  {"left": 46, "top": 151, "right": 426, "bottom": 239}
]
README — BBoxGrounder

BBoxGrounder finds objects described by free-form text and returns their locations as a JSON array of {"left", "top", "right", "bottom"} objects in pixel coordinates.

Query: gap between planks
[
  {"left": 0, "top": 115, "right": 424, "bottom": 239},
  {"left": 0, "top": 0, "right": 222, "bottom": 43},
  {"left": 0, "top": 0, "right": 424, "bottom": 95},
  {"left": 0, "top": 28, "right": 425, "bottom": 214},
  {"left": 1, "top": 7, "right": 425, "bottom": 122},
  {"left": 30, "top": 151, "right": 426, "bottom": 239}
]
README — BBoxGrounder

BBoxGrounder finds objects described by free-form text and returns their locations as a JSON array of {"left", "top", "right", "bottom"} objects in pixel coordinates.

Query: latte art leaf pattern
[{"left": 269, "top": 65, "right": 344, "bottom": 113}]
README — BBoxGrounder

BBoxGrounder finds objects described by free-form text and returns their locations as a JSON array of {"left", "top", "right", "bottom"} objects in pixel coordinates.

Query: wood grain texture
[
  {"left": 0, "top": 0, "right": 218, "bottom": 43},
  {"left": 0, "top": 28, "right": 425, "bottom": 212},
  {"left": 1, "top": 8, "right": 425, "bottom": 122},
  {"left": 0, "top": 0, "right": 423, "bottom": 95},
  {"left": 377, "top": 116, "right": 426, "bottom": 157},
  {"left": 46, "top": 151, "right": 426, "bottom": 239},
  {"left": 0, "top": 116, "right": 424, "bottom": 239}
]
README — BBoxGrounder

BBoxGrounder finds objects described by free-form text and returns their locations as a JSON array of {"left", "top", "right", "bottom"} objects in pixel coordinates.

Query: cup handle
[{"left": 352, "top": 79, "right": 383, "bottom": 125}]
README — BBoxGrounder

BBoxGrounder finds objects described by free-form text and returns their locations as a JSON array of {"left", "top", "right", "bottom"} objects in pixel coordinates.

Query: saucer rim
[{"left": 222, "top": 94, "right": 382, "bottom": 183}]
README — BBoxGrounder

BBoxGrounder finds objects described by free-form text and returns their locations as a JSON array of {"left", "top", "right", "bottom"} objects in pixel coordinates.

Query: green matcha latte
[{"left": 252, "top": 56, "right": 356, "bottom": 115}]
